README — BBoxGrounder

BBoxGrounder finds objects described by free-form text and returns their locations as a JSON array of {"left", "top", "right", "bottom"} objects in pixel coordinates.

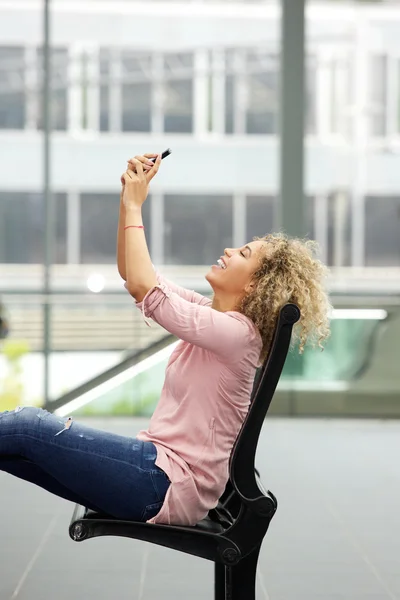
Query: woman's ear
[{"left": 244, "top": 279, "right": 257, "bottom": 295}]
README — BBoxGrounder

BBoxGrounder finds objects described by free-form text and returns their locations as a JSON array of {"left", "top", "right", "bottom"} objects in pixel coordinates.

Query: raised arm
[
  {"left": 117, "top": 188, "right": 127, "bottom": 280},
  {"left": 117, "top": 152, "right": 159, "bottom": 282},
  {"left": 117, "top": 153, "right": 211, "bottom": 306}
]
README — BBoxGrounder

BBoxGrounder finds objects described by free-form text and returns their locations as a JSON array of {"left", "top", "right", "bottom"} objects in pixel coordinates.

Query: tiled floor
[{"left": 1, "top": 417, "right": 400, "bottom": 599}]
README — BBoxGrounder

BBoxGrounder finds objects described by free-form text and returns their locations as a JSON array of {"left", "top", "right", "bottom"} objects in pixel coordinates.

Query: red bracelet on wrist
[{"left": 124, "top": 225, "right": 144, "bottom": 230}]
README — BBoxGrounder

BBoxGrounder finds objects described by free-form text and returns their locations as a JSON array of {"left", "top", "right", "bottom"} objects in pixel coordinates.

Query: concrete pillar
[{"left": 278, "top": 0, "right": 306, "bottom": 238}]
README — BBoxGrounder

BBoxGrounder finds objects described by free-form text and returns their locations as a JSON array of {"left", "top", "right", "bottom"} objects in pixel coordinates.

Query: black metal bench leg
[
  {"left": 214, "top": 562, "right": 226, "bottom": 600},
  {"left": 224, "top": 543, "right": 262, "bottom": 600}
]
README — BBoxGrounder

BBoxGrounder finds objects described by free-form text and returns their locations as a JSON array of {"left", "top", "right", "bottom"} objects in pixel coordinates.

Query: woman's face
[{"left": 205, "top": 240, "right": 267, "bottom": 296}]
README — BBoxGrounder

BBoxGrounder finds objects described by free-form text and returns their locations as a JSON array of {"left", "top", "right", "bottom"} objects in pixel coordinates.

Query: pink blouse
[{"left": 131, "top": 271, "right": 262, "bottom": 526}]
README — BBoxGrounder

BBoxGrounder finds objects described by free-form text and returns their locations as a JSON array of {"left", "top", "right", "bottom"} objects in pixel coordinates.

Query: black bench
[{"left": 69, "top": 303, "right": 300, "bottom": 600}]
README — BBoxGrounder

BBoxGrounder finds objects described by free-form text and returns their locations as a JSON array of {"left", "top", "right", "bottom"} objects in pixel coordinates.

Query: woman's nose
[{"left": 224, "top": 248, "right": 232, "bottom": 257}]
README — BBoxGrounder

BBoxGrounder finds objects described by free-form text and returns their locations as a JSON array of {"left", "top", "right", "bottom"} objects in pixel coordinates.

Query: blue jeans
[{"left": 0, "top": 407, "right": 170, "bottom": 521}]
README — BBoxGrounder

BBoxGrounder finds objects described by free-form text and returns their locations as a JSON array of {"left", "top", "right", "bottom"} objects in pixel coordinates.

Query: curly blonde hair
[{"left": 235, "top": 233, "right": 331, "bottom": 364}]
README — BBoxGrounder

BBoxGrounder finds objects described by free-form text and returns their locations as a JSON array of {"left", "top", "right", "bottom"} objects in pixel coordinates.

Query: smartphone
[{"left": 149, "top": 148, "right": 172, "bottom": 164}]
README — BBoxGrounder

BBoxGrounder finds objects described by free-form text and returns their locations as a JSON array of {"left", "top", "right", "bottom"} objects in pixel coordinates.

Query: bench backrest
[{"left": 229, "top": 303, "right": 300, "bottom": 499}]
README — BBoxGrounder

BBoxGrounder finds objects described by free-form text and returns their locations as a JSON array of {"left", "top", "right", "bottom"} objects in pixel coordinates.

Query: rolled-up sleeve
[
  {"left": 133, "top": 283, "right": 257, "bottom": 362},
  {"left": 154, "top": 270, "right": 212, "bottom": 306}
]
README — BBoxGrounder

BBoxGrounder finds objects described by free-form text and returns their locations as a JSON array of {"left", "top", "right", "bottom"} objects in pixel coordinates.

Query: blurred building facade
[{"left": 0, "top": 2, "right": 400, "bottom": 278}]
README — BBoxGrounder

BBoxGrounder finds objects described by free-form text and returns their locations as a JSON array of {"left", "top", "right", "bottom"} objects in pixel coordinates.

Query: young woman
[{"left": 0, "top": 153, "right": 330, "bottom": 526}]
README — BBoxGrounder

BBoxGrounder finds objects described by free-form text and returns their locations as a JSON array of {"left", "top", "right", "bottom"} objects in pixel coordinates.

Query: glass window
[
  {"left": 225, "top": 49, "right": 245, "bottom": 135},
  {"left": 121, "top": 51, "right": 152, "bottom": 132},
  {"left": 225, "top": 49, "right": 281, "bottom": 135},
  {"left": 244, "top": 50, "right": 315, "bottom": 136},
  {"left": 0, "top": 47, "right": 25, "bottom": 129},
  {"left": 99, "top": 48, "right": 110, "bottom": 132},
  {"left": 225, "top": 73, "right": 235, "bottom": 135},
  {"left": 326, "top": 191, "right": 351, "bottom": 267},
  {"left": 0, "top": 192, "right": 67, "bottom": 263},
  {"left": 369, "top": 55, "right": 387, "bottom": 137},
  {"left": 80, "top": 193, "right": 151, "bottom": 263},
  {"left": 329, "top": 56, "right": 351, "bottom": 137},
  {"left": 246, "top": 195, "right": 275, "bottom": 240},
  {"left": 246, "top": 51, "right": 278, "bottom": 135},
  {"left": 163, "top": 53, "right": 193, "bottom": 133},
  {"left": 164, "top": 195, "right": 233, "bottom": 265},
  {"left": 247, "top": 195, "right": 314, "bottom": 242},
  {"left": 36, "top": 47, "right": 68, "bottom": 131},
  {"left": 246, "top": 71, "right": 278, "bottom": 134},
  {"left": 365, "top": 196, "right": 400, "bottom": 267},
  {"left": 397, "top": 59, "right": 400, "bottom": 134},
  {"left": 122, "top": 82, "right": 151, "bottom": 132},
  {"left": 305, "top": 56, "right": 316, "bottom": 135}
]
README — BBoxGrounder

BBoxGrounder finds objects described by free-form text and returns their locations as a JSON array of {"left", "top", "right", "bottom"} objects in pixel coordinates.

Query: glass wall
[
  {"left": 71, "top": 315, "right": 391, "bottom": 418},
  {"left": 0, "top": 192, "right": 67, "bottom": 263},
  {"left": 80, "top": 193, "right": 152, "bottom": 264},
  {"left": 0, "top": 45, "right": 334, "bottom": 137},
  {"left": 164, "top": 194, "right": 233, "bottom": 265},
  {"left": 365, "top": 196, "right": 400, "bottom": 267},
  {"left": 0, "top": 187, "right": 397, "bottom": 268},
  {"left": 0, "top": 47, "right": 25, "bottom": 129},
  {"left": 0, "top": 46, "right": 68, "bottom": 131},
  {"left": 1, "top": 40, "right": 400, "bottom": 268}
]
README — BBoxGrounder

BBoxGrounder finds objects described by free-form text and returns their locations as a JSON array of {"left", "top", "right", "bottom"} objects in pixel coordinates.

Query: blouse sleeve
[
  {"left": 133, "top": 282, "right": 258, "bottom": 363},
  {"left": 154, "top": 270, "right": 211, "bottom": 307}
]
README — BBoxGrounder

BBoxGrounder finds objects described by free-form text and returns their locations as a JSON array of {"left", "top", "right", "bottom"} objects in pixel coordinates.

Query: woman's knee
[
  {"left": 1, "top": 405, "right": 34, "bottom": 418},
  {"left": 0, "top": 406, "right": 49, "bottom": 429},
  {"left": 0, "top": 407, "right": 42, "bottom": 454},
  {"left": 0, "top": 406, "right": 66, "bottom": 445}
]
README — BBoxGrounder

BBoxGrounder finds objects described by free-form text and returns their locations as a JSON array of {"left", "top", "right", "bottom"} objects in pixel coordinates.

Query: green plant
[{"left": 0, "top": 339, "right": 30, "bottom": 411}]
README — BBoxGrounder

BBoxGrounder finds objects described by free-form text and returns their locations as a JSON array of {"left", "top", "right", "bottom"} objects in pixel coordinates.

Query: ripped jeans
[{"left": 0, "top": 407, "right": 170, "bottom": 521}]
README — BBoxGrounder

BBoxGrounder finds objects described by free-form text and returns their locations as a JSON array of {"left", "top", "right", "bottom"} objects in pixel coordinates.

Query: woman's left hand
[{"left": 121, "top": 154, "right": 161, "bottom": 210}]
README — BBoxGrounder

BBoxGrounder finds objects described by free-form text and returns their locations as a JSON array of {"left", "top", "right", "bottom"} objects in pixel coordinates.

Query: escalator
[{"left": 50, "top": 334, "right": 177, "bottom": 417}]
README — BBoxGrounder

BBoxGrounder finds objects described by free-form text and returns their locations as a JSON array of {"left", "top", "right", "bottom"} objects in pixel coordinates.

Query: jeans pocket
[{"left": 141, "top": 500, "right": 164, "bottom": 522}]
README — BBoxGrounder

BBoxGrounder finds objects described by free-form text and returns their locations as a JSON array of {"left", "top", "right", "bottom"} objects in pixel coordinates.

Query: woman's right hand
[
  {"left": 121, "top": 153, "right": 158, "bottom": 191},
  {"left": 127, "top": 153, "right": 158, "bottom": 175}
]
